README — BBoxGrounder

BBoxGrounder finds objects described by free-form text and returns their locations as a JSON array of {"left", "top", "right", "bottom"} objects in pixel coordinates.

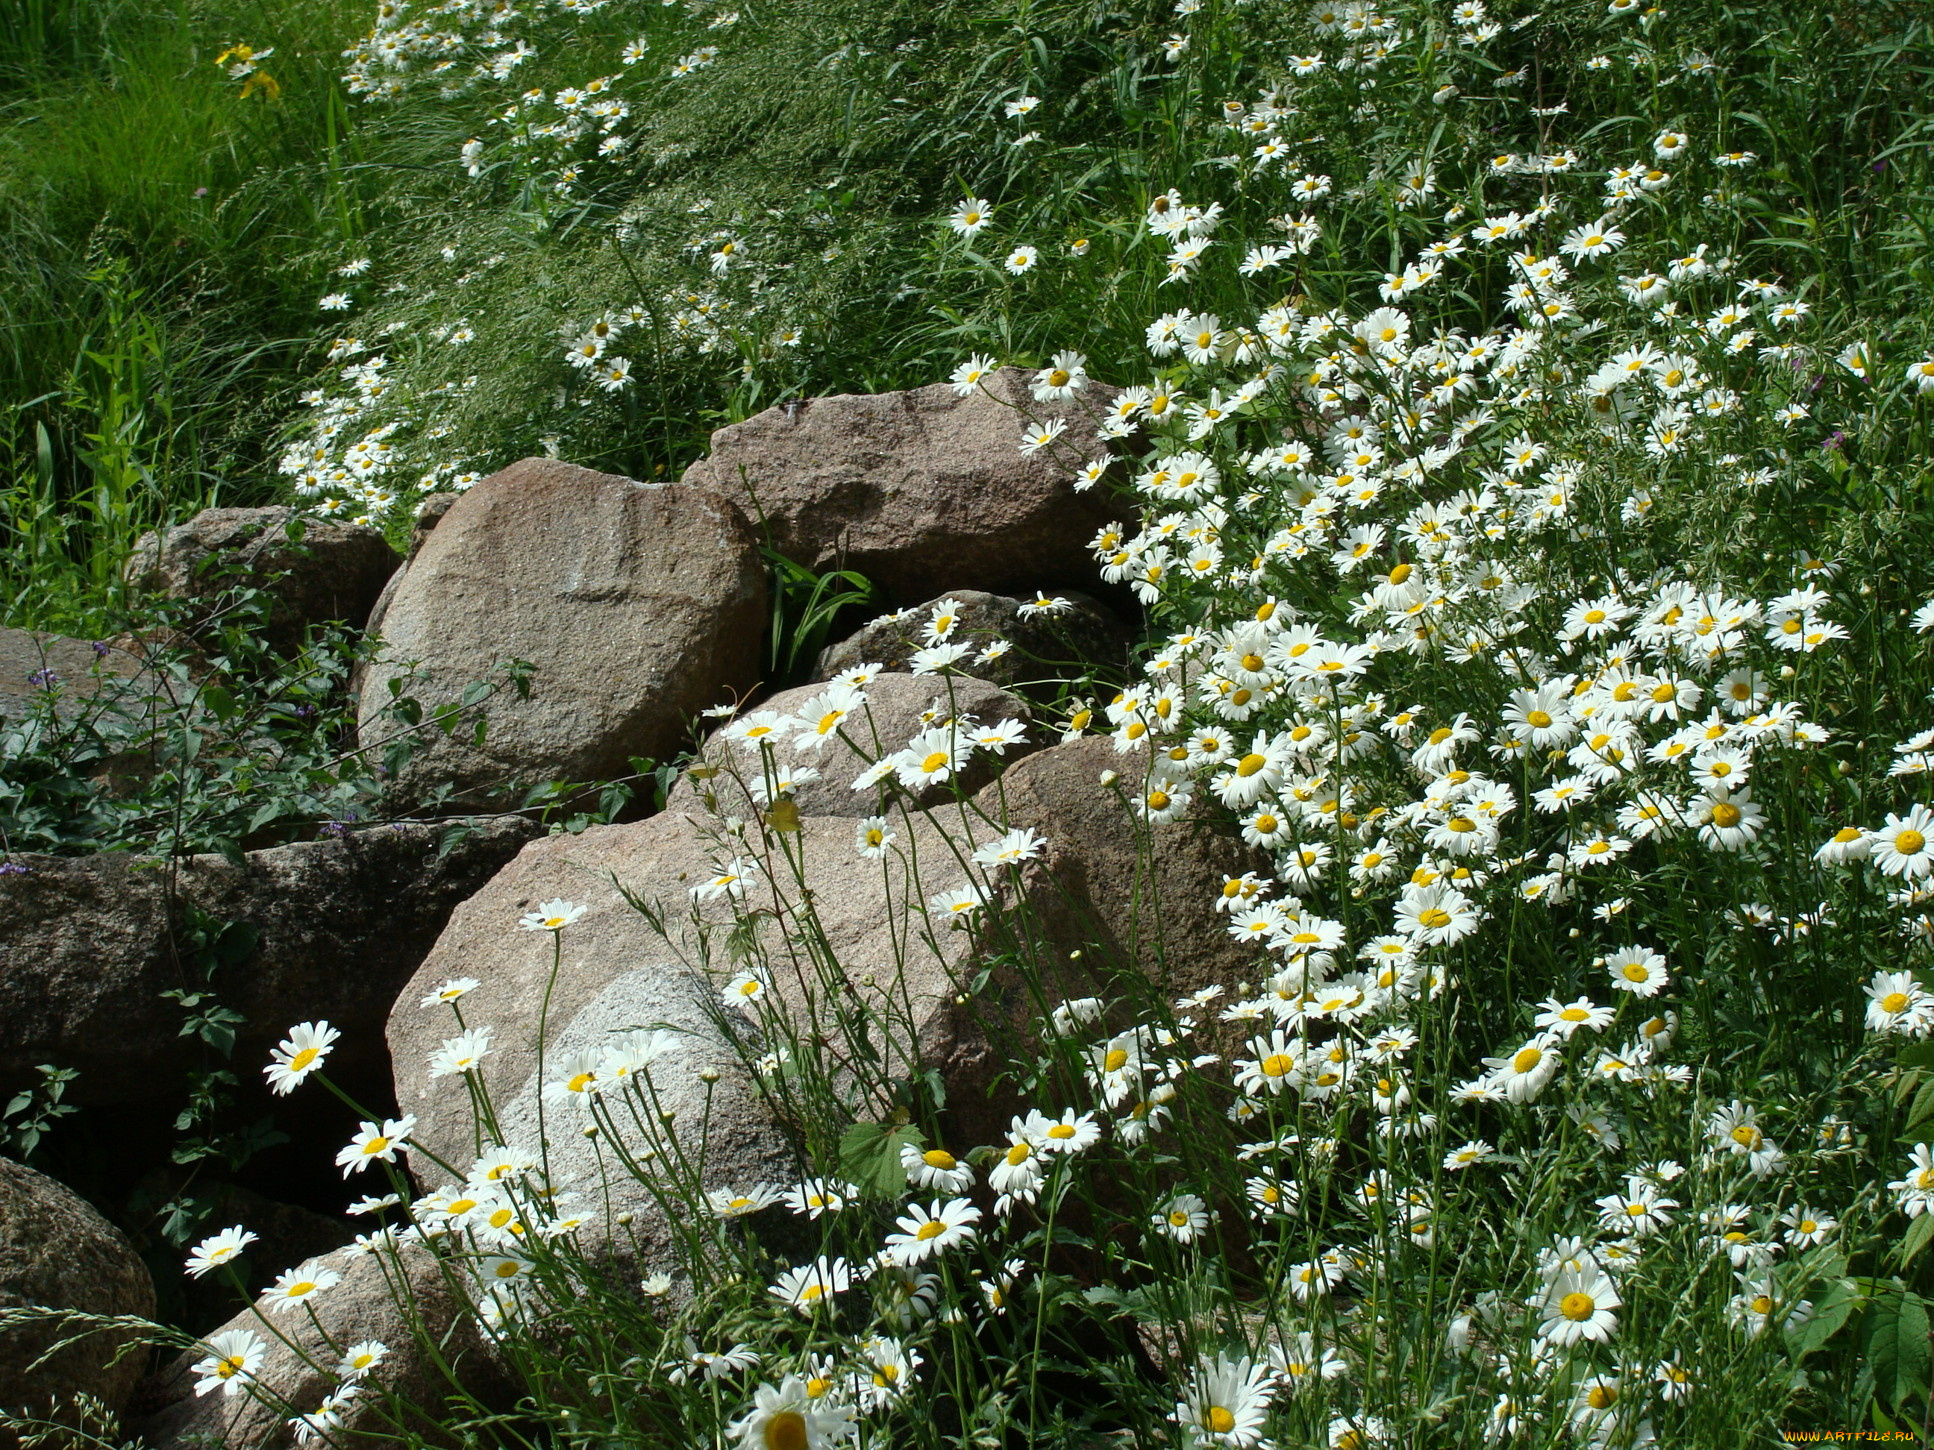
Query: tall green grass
[{"left": 0, "top": 0, "right": 368, "bottom": 633}]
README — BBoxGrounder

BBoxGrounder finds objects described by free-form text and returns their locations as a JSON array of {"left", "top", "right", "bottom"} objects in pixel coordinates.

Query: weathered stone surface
[
  {"left": 135, "top": 1242, "right": 510, "bottom": 1450},
  {"left": 0, "top": 1157, "right": 156, "bottom": 1436},
  {"left": 0, "top": 629, "right": 152, "bottom": 725},
  {"left": 387, "top": 806, "right": 1056, "bottom": 1267},
  {"left": 356, "top": 459, "right": 766, "bottom": 808},
  {"left": 662, "top": 673, "right": 1037, "bottom": 820},
  {"left": 362, "top": 494, "right": 462, "bottom": 640},
  {"left": 681, "top": 368, "right": 1118, "bottom": 606},
  {"left": 126, "top": 508, "right": 398, "bottom": 653},
  {"left": 131, "top": 1174, "right": 356, "bottom": 1336},
  {"left": 0, "top": 817, "right": 537, "bottom": 1109},
  {"left": 977, "top": 737, "right": 1268, "bottom": 1005},
  {"left": 815, "top": 590, "right": 1133, "bottom": 697}
]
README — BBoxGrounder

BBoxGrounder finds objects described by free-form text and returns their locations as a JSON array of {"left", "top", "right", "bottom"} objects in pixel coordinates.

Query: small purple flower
[
  {"left": 91, "top": 641, "right": 110, "bottom": 658},
  {"left": 0, "top": 861, "right": 30, "bottom": 876},
  {"left": 27, "top": 668, "right": 58, "bottom": 689},
  {"left": 292, "top": 704, "right": 318, "bottom": 719},
  {"left": 1821, "top": 431, "right": 1847, "bottom": 452}
]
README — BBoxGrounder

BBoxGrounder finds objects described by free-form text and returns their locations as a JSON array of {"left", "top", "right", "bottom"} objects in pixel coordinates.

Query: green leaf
[
  {"left": 1866, "top": 1289, "right": 1932, "bottom": 1409},
  {"left": 1788, "top": 1278, "right": 1860, "bottom": 1357},
  {"left": 1904, "top": 1214, "right": 1934, "bottom": 1269},
  {"left": 1904, "top": 1075, "right": 1934, "bottom": 1131},
  {"left": 838, "top": 1120, "right": 924, "bottom": 1197}
]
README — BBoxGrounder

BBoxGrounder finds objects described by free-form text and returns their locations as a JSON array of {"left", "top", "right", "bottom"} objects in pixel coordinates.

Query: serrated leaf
[
  {"left": 765, "top": 798, "right": 801, "bottom": 833},
  {"left": 1867, "top": 1290, "right": 1932, "bottom": 1409},
  {"left": 838, "top": 1121, "right": 924, "bottom": 1196},
  {"left": 1904, "top": 1214, "right": 1934, "bottom": 1268},
  {"left": 1788, "top": 1278, "right": 1859, "bottom": 1357},
  {"left": 1906, "top": 1075, "right": 1934, "bottom": 1132}
]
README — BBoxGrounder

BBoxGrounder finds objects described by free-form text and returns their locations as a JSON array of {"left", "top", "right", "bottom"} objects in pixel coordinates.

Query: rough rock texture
[
  {"left": 681, "top": 368, "right": 1119, "bottom": 605},
  {"left": 981, "top": 737, "right": 1269, "bottom": 1005},
  {"left": 0, "top": 1158, "right": 156, "bottom": 1436},
  {"left": 125, "top": 508, "right": 399, "bottom": 653},
  {"left": 0, "top": 817, "right": 537, "bottom": 1108},
  {"left": 132, "top": 1174, "right": 356, "bottom": 1335},
  {"left": 661, "top": 673, "right": 1037, "bottom": 820},
  {"left": 135, "top": 1242, "right": 511, "bottom": 1450},
  {"left": 356, "top": 459, "right": 766, "bottom": 808},
  {"left": 814, "top": 590, "right": 1133, "bottom": 697},
  {"left": 388, "top": 806, "right": 1066, "bottom": 1266},
  {"left": 362, "top": 494, "right": 462, "bottom": 641},
  {"left": 0, "top": 629, "right": 152, "bottom": 724}
]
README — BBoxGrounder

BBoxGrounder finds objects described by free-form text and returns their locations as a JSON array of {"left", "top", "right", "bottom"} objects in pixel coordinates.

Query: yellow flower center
[
  {"left": 921, "top": 751, "right": 949, "bottom": 773},
  {"left": 922, "top": 1148, "right": 956, "bottom": 1169},
  {"left": 915, "top": 1220, "right": 946, "bottom": 1241},
  {"left": 1261, "top": 1053, "right": 1295, "bottom": 1078},
  {"left": 1235, "top": 752, "right": 1268, "bottom": 777},
  {"left": 1512, "top": 1047, "right": 1543, "bottom": 1074},
  {"left": 1418, "top": 908, "right": 1452, "bottom": 929},
  {"left": 1204, "top": 1407, "right": 1237, "bottom": 1434},
  {"left": 1883, "top": 992, "right": 1911, "bottom": 1014},
  {"left": 1526, "top": 709, "right": 1552, "bottom": 728},
  {"left": 1710, "top": 802, "right": 1743, "bottom": 828},
  {"left": 1622, "top": 962, "right": 1651, "bottom": 982},
  {"left": 289, "top": 1047, "right": 320, "bottom": 1072},
  {"left": 1899, "top": 830, "right": 1927, "bottom": 856},
  {"left": 1005, "top": 1142, "right": 1031, "bottom": 1166},
  {"left": 1104, "top": 1049, "right": 1129, "bottom": 1072},
  {"left": 1587, "top": 1385, "right": 1618, "bottom": 1410}
]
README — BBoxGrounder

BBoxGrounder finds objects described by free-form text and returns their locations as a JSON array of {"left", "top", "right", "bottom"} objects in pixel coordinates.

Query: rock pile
[{"left": 0, "top": 369, "right": 1268, "bottom": 1449}]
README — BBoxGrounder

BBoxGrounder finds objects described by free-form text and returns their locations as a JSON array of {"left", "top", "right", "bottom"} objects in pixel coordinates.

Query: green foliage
[
  {"left": 764, "top": 550, "right": 878, "bottom": 686},
  {"left": 0, "top": 0, "right": 375, "bottom": 630},
  {"left": 0, "top": 1065, "right": 81, "bottom": 1160}
]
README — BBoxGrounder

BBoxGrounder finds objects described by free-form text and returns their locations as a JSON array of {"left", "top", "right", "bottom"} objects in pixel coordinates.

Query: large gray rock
[
  {"left": 356, "top": 459, "right": 766, "bottom": 808},
  {"left": 681, "top": 368, "right": 1119, "bottom": 606},
  {"left": 0, "top": 1157, "right": 156, "bottom": 1438},
  {"left": 815, "top": 589, "right": 1133, "bottom": 698},
  {"left": 126, "top": 508, "right": 399, "bottom": 653},
  {"left": 0, "top": 817, "right": 537, "bottom": 1109},
  {"left": 662, "top": 673, "right": 1037, "bottom": 820},
  {"left": 136, "top": 1240, "right": 510, "bottom": 1450},
  {"left": 386, "top": 804, "right": 1069, "bottom": 1268},
  {"left": 0, "top": 629, "right": 153, "bottom": 725},
  {"left": 981, "top": 737, "right": 1270, "bottom": 1007}
]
